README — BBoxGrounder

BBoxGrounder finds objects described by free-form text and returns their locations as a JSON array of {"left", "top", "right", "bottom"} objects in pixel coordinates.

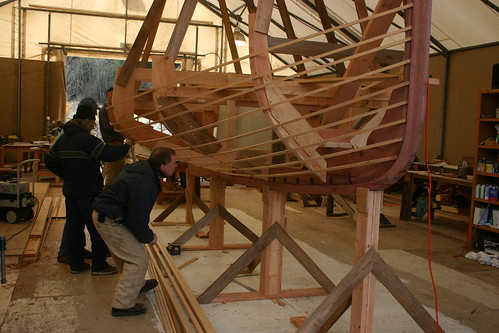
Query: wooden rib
[
  {"left": 181, "top": 82, "right": 409, "bottom": 159},
  {"left": 322, "top": 0, "right": 405, "bottom": 125},
  {"left": 130, "top": 51, "right": 410, "bottom": 147},
  {"left": 116, "top": 31, "right": 410, "bottom": 131},
  {"left": 111, "top": 5, "right": 412, "bottom": 125},
  {"left": 196, "top": 103, "right": 407, "bottom": 168},
  {"left": 115, "top": 0, "right": 167, "bottom": 88},
  {"left": 204, "top": 155, "right": 399, "bottom": 180},
  {"left": 188, "top": 117, "right": 407, "bottom": 173},
  {"left": 262, "top": 78, "right": 327, "bottom": 182},
  {"left": 218, "top": 0, "right": 242, "bottom": 74},
  {"left": 314, "top": 0, "right": 346, "bottom": 75},
  {"left": 276, "top": 0, "right": 307, "bottom": 78},
  {"left": 118, "top": 44, "right": 409, "bottom": 152}
]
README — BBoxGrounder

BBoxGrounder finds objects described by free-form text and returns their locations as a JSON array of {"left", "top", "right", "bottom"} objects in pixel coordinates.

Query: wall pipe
[
  {"left": 45, "top": 12, "right": 51, "bottom": 135},
  {"left": 437, "top": 52, "right": 451, "bottom": 159},
  {"left": 16, "top": 0, "right": 21, "bottom": 138},
  {"left": 195, "top": 26, "right": 199, "bottom": 71}
]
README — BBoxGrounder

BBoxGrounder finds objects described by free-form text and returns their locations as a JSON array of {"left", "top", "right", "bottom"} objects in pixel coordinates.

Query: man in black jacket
[
  {"left": 92, "top": 147, "right": 176, "bottom": 317},
  {"left": 45, "top": 104, "right": 130, "bottom": 274}
]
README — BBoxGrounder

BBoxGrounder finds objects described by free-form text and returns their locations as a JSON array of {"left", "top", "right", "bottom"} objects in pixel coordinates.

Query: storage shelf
[
  {"left": 477, "top": 145, "right": 499, "bottom": 150},
  {"left": 471, "top": 224, "right": 499, "bottom": 234},
  {"left": 474, "top": 198, "right": 499, "bottom": 205},
  {"left": 468, "top": 89, "right": 499, "bottom": 250},
  {"left": 479, "top": 118, "right": 499, "bottom": 122},
  {"left": 475, "top": 172, "right": 499, "bottom": 178}
]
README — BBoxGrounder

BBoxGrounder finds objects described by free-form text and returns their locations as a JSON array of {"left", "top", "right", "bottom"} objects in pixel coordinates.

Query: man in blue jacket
[
  {"left": 45, "top": 104, "right": 130, "bottom": 275},
  {"left": 92, "top": 147, "right": 176, "bottom": 317}
]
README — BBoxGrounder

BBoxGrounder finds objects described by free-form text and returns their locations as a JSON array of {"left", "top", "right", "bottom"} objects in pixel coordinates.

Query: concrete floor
[{"left": 0, "top": 183, "right": 498, "bottom": 332}]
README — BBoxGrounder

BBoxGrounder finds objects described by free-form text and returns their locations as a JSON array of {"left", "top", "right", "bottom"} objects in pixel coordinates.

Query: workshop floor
[{"left": 0, "top": 183, "right": 498, "bottom": 332}]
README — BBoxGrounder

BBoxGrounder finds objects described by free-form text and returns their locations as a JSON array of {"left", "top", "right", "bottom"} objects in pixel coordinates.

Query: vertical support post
[
  {"left": 260, "top": 186, "right": 286, "bottom": 296},
  {"left": 350, "top": 187, "right": 382, "bottom": 333},
  {"left": 209, "top": 176, "right": 225, "bottom": 249}
]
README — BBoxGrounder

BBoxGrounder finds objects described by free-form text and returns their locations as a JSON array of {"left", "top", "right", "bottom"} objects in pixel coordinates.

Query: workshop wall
[
  {"left": 0, "top": 58, "right": 66, "bottom": 141},
  {"left": 417, "top": 44, "right": 499, "bottom": 166}
]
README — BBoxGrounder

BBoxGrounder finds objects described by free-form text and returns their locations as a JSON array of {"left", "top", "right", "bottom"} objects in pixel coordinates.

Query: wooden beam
[
  {"left": 197, "top": 223, "right": 279, "bottom": 304},
  {"left": 276, "top": 0, "right": 307, "bottom": 78},
  {"left": 267, "top": 37, "right": 403, "bottom": 67},
  {"left": 209, "top": 177, "right": 226, "bottom": 249},
  {"left": 218, "top": 206, "right": 260, "bottom": 243},
  {"left": 165, "top": 0, "right": 197, "bottom": 59},
  {"left": 354, "top": 0, "right": 369, "bottom": 33},
  {"left": 115, "top": 0, "right": 167, "bottom": 87},
  {"left": 297, "top": 248, "right": 375, "bottom": 332},
  {"left": 173, "top": 206, "right": 220, "bottom": 246},
  {"left": 260, "top": 188, "right": 286, "bottom": 296},
  {"left": 218, "top": 0, "right": 243, "bottom": 74},
  {"left": 153, "top": 191, "right": 186, "bottom": 222},
  {"left": 314, "top": 0, "right": 346, "bottom": 75},
  {"left": 372, "top": 253, "right": 444, "bottom": 333},
  {"left": 321, "top": 0, "right": 404, "bottom": 125},
  {"left": 331, "top": 194, "right": 356, "bottom": 220},
  {"left": 275, "top": 224, "right": 335, "bottom": 292},
  {"left": 350, "top": 188, "right": 381, "bottom": 333}
]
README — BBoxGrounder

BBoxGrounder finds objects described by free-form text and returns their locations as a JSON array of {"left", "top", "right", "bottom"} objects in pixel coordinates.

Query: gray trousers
[{"left": 92, "top": 211, "right": 148, "bottom": 309}]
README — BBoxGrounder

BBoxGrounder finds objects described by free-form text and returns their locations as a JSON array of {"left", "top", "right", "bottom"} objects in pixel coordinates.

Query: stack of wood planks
[
  {"left": 23, "top": 195, "right": 62, "bottom": 261},
  {"left": 145, "top": 239, "right": 215, "bottom": 333}
]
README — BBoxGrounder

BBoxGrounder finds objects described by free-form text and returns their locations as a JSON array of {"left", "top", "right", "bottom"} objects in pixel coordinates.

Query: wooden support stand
[{"left": 298, "top": 188, "right": 443, "bottom": 333}]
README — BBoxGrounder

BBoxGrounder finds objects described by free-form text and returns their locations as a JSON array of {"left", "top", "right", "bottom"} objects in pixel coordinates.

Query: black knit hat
[
  {"left": 79, "top": 97, "right": 100, "bottom": 110},
  {"left": 74, "top": 105, "right": 96, "bottom": 120}
]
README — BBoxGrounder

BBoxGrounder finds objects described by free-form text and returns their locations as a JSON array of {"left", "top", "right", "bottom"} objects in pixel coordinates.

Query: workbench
[
  {"left": 0, "top": 142, "right": 55, "bottom": 181},
  {"left": 399, "top": 170, "right": 473, "bottom": 220}
]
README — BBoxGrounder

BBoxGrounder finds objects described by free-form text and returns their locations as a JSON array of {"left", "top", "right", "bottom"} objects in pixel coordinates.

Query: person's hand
[
  {"left": 125, "top": 138, "right": 134, "bottom": 146},
  {"left": 150, "top": 233, "right": 158, "bottom": 246}
]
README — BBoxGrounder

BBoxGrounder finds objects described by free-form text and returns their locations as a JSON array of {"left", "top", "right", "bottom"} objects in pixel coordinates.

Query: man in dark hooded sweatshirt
[
  {"left": 92, "top": 147, "right": 176, "bottom": 317},
  {"left": 45, "top": 104, "right": 130, "bottom": 274}
]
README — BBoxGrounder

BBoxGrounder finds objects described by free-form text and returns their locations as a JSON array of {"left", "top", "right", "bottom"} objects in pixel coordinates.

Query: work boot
[
  {"left": 58, "top": 249, "right": 92, "bottom": 265},
  {"left": 57, "top": 254, "right": 70, "bottom": 265},
  {"left": 111, "top": 303, "right": 147, "bottom": 317},
  {"left": 91, "top": 265, "right": 118, "bottom": 275},
  {"left": 140, "top": 279, "right": 158, "bottom": 293},
  {"left": 70, "top": 263, "right": 91, "bottom": 274}
]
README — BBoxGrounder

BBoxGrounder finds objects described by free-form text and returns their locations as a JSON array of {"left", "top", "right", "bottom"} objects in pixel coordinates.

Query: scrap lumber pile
[{"left": 145, "top": 239, "right": 215, "bottom": 333}]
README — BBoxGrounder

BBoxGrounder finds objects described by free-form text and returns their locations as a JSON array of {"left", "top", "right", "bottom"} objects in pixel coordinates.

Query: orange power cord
[{"left": 425, "top": 78, "right": 441, "bottom": 332}]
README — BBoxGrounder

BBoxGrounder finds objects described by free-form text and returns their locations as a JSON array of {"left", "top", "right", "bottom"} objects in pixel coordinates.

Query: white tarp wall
[{"left": 0, "top": 0, "right": 228, "bottom": 70}]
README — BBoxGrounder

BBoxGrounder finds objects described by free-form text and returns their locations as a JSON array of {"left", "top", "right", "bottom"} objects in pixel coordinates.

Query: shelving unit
[{"left": 467, "top": 89, "right": 499, "bottom": 251}]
